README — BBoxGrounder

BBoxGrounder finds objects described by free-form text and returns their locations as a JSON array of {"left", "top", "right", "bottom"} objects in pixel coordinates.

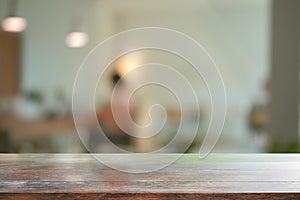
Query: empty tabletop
[{"left": 0, "top": 154, "right": 300, "bottom": 199}]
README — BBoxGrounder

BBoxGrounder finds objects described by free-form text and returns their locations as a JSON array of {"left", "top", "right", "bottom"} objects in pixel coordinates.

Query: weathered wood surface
[{"left": 0, "top": 154, "right": 299, "bottom": 199}]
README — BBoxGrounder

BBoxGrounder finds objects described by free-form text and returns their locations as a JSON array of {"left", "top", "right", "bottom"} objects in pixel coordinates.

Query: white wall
[
  {"left": 1, "top": 0, "right": 115, "bottom": 107},
  {"left": 105, "top": 0, "right": 271, "bottom": 151},
  {"left": 0, "top": 0, "right": 270, "bottom": 151}
]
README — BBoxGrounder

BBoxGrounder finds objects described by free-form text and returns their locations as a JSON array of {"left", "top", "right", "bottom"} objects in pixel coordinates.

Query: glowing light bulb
[
  {"left": 1, "top": 16, "right": 27, "bottom": 32},
  {"left": 65, "top": 32, "right": 89, "bottom": 48}
]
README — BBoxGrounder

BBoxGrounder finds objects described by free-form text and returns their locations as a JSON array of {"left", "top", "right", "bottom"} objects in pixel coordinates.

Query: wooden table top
[{"left": 0, "top": 154, "right": 300, "bottom": 199}]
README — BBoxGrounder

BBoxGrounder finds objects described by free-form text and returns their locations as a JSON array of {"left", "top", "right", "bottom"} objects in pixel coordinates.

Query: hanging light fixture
[
  {"left": 66, "top": 31, "right": 89, "bottom": 48},
  {"left": 65, "top": 16, "right": 89, "bottom": 48},
  {"left": 1, "top": 0, "right": 27, "bottom": 32}
]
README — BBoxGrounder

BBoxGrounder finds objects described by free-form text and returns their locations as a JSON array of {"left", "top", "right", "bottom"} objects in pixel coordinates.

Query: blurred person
[
  {"left": 88, "top": 72, "right": 135, "bottom": 152},
  {"left": 249, "top": 79, "right": 269, "bottom": 150}
]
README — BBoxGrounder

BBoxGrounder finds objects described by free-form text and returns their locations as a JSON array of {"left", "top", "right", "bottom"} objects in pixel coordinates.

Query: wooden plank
[
  {"left": 0, "top": 32, "right": 20, "bottom": 97},
  {"left": 0, "top": 154, "right": 299, "bottom": 199},
  {"left": 0, "top": 193, "right": 299, "bottom": 200}
]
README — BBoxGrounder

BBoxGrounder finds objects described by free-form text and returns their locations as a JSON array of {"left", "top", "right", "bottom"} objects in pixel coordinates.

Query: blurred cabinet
[
  {"left": 0, "top": 117, "right": 76, "bottom": 152},
  {"left": 0, "top": 32, "right": 20, "bottom": 97}
]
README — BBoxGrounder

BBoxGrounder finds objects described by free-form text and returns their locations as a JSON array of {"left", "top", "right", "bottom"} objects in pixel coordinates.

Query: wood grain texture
[{"left": 0, "top": 154, "right": 299, "bottom": 199}]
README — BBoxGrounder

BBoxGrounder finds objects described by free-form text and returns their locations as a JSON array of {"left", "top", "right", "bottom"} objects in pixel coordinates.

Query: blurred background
[{"left": 0, "top": 0, "right": 299, "bottom": 153}]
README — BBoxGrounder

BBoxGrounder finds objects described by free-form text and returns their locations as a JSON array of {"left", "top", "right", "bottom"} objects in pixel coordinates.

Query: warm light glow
[
  {"left": 1, "top": 16, "right": 27, "bottom": 32},
  {"left": 116, "top": 54, "right": 145, "bottom": 76},
  {"left": 65, "top": 32, "right": 89, "bottom": 48},
  {"left": 117, "top": 60, "right": 139, "bottom": 76}
]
